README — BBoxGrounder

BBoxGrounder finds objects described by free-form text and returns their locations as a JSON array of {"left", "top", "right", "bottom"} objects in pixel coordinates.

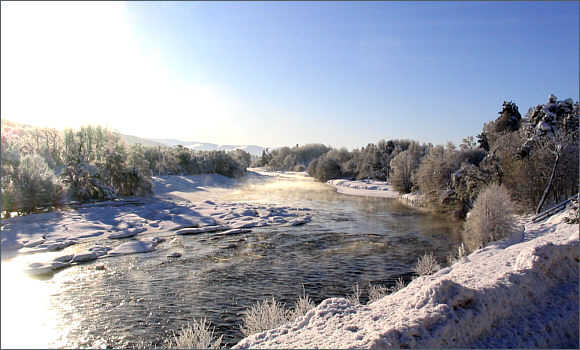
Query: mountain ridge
[{"left": 147, "top": 138, "right": 267, "bottom": 156}]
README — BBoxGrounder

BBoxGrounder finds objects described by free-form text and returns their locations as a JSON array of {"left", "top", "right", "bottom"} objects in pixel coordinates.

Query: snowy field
[
  {"left": 233, "top": 187, "right": 579, "bottom": 348},
  {"left": 1, "top": 174, "right": 312, "bottom": 276}
]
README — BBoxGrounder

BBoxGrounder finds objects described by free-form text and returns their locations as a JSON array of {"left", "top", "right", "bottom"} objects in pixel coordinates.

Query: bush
[
  {"left": 289, "top": 289, "right": 315, "bottom": 320},
  {"left": 389, "top": 276, "right": 406, "bottom": 293},
  {"left": 463, "top": 183, "right": 516, "bottom": 251},
  {"left": 3, "top": 154, "right": 64, "bottom": 213},
  {"left": 447, "top": 243, "right": 467, "bottom": 266},
  {"left": 345, "top": 282, "right": 362, "bottom": 305},
  {"left": 414, "top": 252, "right": 441, "bottom": 276},
  {"left": 367, "top": 283, "right": 389, "bottom": 304},
  {"left": 240, "top": 297, "right": 289, "bottom": 337},
  {"left": 240, "top": 291, "right": 316, "bottom": 337},
  {"left": 168, "top": 318, "right": 223, "bottom": 349},
  {"left": 292, "top": 164, "right": 306, "bottom": 172}
]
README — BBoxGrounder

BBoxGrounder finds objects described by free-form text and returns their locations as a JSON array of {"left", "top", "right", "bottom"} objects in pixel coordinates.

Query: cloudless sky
[{"left": 2, "top": 1, "right": 578, "bottom": 149}]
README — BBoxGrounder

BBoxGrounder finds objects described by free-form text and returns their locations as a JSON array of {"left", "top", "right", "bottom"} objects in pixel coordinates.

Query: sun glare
[
  {"left": 1, "top": 1, "right": 239, "bottom": 142},
  {"left": 1, "top": 257, "right": 62, "bottom": 348}
]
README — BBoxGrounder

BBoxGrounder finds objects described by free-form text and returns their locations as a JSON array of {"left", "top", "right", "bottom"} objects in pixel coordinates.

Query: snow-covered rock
[
  {"left": 19, "top": 239, "right": 77, "bottom": 254},
  {"left": 176, "top": 225, "right": 230, "bottom": 235},
  {"left": 286, "top": 215, "right": 312, "bottom": 226},
  {"left": 107, "top": 227, "right": 146, "bottom": 239},
  {"left": 108, "top": 237, "right": 164, "bottom": 256},
  {"left": 327, "top": 179, "right": 399, "bottom": 198},
  {"left": 214, "top": 228, "right": 252, "bottom": 236}
]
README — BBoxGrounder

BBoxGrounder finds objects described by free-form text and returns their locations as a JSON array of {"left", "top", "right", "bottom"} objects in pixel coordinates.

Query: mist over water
[{"left": 1, "top": 172, "right": 462, "bottom": 348}]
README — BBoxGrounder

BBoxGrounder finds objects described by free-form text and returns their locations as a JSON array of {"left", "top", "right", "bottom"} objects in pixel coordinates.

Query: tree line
[
  {"left": 259, "top": 95, "right": 579, "bottom": 217},
  {"left": 1, "top": 122, "right": 250, "bottom": 217},
  {"left": 2, "top": 94, "right": 577, "bottom": 218}
]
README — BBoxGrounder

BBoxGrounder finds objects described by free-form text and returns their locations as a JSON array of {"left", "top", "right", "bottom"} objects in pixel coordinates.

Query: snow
[
  {"left": 326, "top": 179, "right": 399, "bottom": 198},
  {"left": 176, "top": 225, "right": 230, "bottom": 235},
  {"left": 2, "top": 174, "right": 312, "bottom": 276},
  {"left": 286, "top": 215, "right": 312, "bottom": 226},
  {"left": 233, "top": 210, "right": 579, "bottom": 349},
  {"left": 400, "top": 191, "right": 424, "bottom": 207},
  {"left": 327, "top": 179, "right": 427, "bottom": 208},
  {"left": 107, "top": 237, "right": 163, "bottom": 256}
]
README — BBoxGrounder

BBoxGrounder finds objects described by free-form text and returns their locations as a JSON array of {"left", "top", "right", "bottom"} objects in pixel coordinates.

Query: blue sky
[{"left": 2, "top": 1, "right": 578, "bottom": 149}]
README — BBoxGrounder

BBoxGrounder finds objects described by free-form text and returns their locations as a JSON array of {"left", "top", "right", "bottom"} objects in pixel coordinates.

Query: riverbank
[
  {"left": 234, "top": 208, "right": 579, "bottom": 348},
  {"left": 326, "top": 179, "right": 427, "bottom": 209},
  {"left": 0, "top": 173, "right": 312, "bottom": 275}
]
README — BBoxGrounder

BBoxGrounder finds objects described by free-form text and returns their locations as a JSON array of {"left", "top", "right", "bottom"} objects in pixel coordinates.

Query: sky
[{"left": 1, "top": 1, "right": 578, "bottom": 150}]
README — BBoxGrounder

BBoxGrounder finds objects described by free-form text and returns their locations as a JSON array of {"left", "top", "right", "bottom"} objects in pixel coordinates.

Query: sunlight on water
[{"left": 1, "top": 257, "right": 62, "bottom": 348}]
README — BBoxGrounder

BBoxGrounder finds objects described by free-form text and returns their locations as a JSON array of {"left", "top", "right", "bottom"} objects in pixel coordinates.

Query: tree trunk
[{"left": 536, "top": 148, "right": 561, "bottom": 214}]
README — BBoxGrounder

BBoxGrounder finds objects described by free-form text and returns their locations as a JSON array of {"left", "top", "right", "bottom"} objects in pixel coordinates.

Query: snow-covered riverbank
[
  {"left": 234, "top": 209, "right": 579, "bottom": 348},
  {"left": 326, "top": 178, "right": 427, "bottom": 208},
  {"left": 0, "top": 173, "right": 311, "bottom": 275},
  {"left": 326, "top": 179, "right": 399, "bottom": 198}
]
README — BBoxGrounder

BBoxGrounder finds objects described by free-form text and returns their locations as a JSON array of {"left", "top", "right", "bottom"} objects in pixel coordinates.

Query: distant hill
[
  {"left": 120, "top": 134, "right": 165, "bottom": 147},
  {"left": 148, "top": 138, "right": 267, "bottom": 156}
]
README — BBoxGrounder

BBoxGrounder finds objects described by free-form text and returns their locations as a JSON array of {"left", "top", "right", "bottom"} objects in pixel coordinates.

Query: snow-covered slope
[{"left": 234, "top": 211, "right": 579, "bottom": 348}]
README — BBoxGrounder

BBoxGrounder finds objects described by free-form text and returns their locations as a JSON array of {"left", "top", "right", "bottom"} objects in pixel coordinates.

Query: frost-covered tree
[
  {"left": 283, "top": 154, "right": 297, "bottom": 169},
  {"left": 414, "top": 145, "right": 460, "bottom": 196},
  {"left": 494, "top": 101, "right": 522, "bottom": 133},
  {"left": 123, "top": 144, "right": 153, "bottom": 196},
  {"left": 485, "top": 95, "right": 579, "bottom": 212},
  {"left": 232, "top": 149, "right": 252, "bottom": 169},
  {"left": 389, "top": 149, "right": 419, "bottom": 193},
  {"left": 309, "top": 148, "right": 352, "bottom": 181}
]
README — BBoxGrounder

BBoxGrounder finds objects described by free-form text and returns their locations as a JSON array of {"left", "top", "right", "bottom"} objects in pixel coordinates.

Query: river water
[{"left": 1, "top": 172, "right": 462, "bottom": 348}]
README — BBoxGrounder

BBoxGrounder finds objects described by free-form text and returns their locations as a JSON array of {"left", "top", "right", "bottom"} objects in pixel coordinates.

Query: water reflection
[{"left": 1, "top": 172, "right": 462, "bottom": 348}]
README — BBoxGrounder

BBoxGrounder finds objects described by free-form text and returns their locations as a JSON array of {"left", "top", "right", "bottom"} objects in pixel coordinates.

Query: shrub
[
  {"left": 446, "top": 243, "right": 467, "bottom": 266},
  {"left": 463, "top": 183, "right": 516, "bottom": 251},
  {"left": 289, "top": 288, "right": 315, "bottom": 320},
  {"left": 368, "top": 283, "right": 389, "bottom": 304},
  {"left": 168, "top": 318, "right": 223, "bottom": 349},
  {"left": 345, "top": 282, "right": 362, "bottom": 305},
  {"left": 240, "top": 297, "right": 289, "bottom": 337},
  {"left": 389, "top": 276, "right": 407, "bottom": 293},
  {"left": 4, "top": 154, "right": 64, "bottom": 213},
  {"left": 292, "top": 164, "right": 306, "bottom": 172},
  {"left": 414, "top": 252, "right": 441, "bottom": 276}
]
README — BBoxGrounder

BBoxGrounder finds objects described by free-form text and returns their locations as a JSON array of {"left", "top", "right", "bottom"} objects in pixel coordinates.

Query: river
[{"left": 1, "top": 172, "right": 462, "bottom": 348}]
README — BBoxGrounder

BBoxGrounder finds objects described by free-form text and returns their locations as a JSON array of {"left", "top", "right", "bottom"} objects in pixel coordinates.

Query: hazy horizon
[{"left": 2, "top": 1, "right": 578, "bottom": 150}]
